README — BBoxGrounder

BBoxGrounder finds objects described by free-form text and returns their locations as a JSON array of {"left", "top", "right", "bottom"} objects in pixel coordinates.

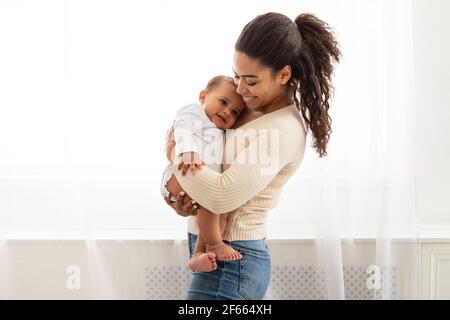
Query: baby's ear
[{"left": 198, "top": 90, "right": 206, "bottom": 104}]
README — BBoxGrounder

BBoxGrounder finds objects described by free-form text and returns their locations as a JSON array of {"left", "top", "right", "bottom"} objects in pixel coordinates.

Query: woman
[{"left": 164, "top": 12, "right": 341, "bottom": 300}]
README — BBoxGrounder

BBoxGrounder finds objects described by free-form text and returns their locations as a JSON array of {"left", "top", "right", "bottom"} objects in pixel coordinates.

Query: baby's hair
[{"left": 205, "top": 75, "right": 236, "bottom": 93}]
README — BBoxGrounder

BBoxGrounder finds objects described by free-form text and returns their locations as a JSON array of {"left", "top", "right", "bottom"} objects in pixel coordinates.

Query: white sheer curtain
[
  {"left": 310, "top": 0, "right": 419, "bottom": 299},
  {"left": 0, "top": 0, "right": 420, "bottom": 299}
]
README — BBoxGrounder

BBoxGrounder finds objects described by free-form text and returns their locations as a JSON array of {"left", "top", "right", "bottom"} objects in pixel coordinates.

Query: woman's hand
[
  {"left": 165, "top": 125, "right": 176, "bottom": 163},
  {"left": 164, "top": 191, "right": 198, "bottom": 217}
]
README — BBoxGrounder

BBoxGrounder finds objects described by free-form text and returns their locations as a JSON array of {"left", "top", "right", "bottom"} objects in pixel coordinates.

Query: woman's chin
[
  {"left": 245, "top": 98, "right": 260, "bottom": 109},
  {"left": 247, "top": 103, "right": 262, "bottom": 112}
]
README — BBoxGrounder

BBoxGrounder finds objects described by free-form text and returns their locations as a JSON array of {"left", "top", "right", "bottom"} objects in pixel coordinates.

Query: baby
[{"left": 160, "top": 75, "right": 247, "bottom": 272}]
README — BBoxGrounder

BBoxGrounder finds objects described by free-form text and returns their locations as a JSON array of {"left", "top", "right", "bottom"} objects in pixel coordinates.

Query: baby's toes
[{"left": 207, "top": 252, "right": 216, "bottom": 260}]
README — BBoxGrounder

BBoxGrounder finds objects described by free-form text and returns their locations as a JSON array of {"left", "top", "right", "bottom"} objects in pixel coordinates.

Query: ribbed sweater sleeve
[{"left": 172, "top": 108, "right": 303, "bottom": 214}]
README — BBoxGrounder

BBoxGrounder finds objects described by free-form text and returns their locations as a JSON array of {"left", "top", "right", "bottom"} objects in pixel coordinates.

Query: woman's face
[{"left": 232, "top": 51, "right": 291, "bottom": 112}]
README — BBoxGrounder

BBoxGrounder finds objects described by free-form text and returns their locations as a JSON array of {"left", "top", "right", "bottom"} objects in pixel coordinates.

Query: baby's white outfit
[{"left": 160, "top": 103, "right": 224, "bottom": 201}]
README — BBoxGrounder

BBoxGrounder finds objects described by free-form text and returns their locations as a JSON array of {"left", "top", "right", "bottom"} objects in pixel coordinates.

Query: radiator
[{"left": 144, "top": 265, "right": 397, "bottom": 300}]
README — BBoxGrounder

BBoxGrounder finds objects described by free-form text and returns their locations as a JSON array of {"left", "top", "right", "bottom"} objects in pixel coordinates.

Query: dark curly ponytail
[{"left": 235, "top": 12, "right": 341, "bottom": 157}]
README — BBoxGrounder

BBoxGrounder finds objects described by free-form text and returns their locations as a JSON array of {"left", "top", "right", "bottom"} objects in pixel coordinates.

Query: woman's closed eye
[{"left": 234, "top": 76, "right": 257, "bottom": 87}]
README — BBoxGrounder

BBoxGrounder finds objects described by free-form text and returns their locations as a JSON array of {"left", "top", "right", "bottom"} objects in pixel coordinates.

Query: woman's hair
[
  {"left": 235, "top": 12, "right": 341, "bottom": 157},
  {"left": 205, "top": 75, "right": 236, "bottom": 93}
]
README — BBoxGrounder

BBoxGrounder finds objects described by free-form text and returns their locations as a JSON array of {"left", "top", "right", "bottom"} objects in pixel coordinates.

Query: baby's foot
[
  {"left": 206, "top": 242, "right": 242, "bottom": 261},
  {"left": 188, "top": 252, "right": 217, "bottom": 272}
]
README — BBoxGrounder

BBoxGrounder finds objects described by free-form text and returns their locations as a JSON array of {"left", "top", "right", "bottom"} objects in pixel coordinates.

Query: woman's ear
[
  {"left": 198, "top": 90, "right": 207, "bottom": 104},
  {"left": 278, "top": 65, "right": 292, "bottom": 85}
]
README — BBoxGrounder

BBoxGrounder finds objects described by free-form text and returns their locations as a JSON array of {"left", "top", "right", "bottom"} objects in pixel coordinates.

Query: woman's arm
[{"left": 172, "top": 122, "right": 304, "bottom": 214}]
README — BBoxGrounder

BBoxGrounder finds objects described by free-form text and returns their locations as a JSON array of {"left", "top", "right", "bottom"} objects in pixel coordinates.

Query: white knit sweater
[{"left": 172, "top": 103, "right": 307, "bottom": 241}]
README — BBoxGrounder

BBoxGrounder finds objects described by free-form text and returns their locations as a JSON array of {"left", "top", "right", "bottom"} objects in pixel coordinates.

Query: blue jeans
[{"left": 186, "top": 232, "right": 271, "bottom": 300}]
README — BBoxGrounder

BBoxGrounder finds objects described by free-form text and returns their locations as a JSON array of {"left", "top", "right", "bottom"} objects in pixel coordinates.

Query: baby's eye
[
  {"left": 220, "top": 99, "right": 228, "bottom": 105},
  {"left": 232, "top": 110, "right": 239, "bottom": 116}
]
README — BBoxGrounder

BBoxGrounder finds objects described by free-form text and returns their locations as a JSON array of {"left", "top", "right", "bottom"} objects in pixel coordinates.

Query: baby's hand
[{"left": 176, "top": 152, "right": 205, "bottom": 176}]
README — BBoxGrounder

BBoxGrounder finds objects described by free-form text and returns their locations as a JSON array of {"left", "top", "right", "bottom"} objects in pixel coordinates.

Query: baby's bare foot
[
  {"left": 188, "top": 252, "right": 217, "bottom": 272},
  {"left": 206, "top": 242, "right": 242, "bottom": 261}
]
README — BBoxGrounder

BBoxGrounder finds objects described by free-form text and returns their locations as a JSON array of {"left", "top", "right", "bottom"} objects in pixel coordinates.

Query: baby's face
[{"left": 201, "top": 82, "right": 247, "bottom": 129}]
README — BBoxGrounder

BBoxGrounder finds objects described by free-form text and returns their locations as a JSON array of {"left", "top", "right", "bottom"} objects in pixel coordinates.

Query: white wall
[{"left": 412, "top": 0, "right": 450, "bottom": 225}]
